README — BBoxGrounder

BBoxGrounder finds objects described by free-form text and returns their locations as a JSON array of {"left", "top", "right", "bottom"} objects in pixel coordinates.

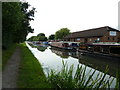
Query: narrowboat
[
  {"left": 49, "top": 41, "right": 78, "bottom": 51},
  {"left": 77, "top": 42, "right": 120, "bottom": 59}
]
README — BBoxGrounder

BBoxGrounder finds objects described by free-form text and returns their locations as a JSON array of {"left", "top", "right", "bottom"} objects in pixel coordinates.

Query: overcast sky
[{"left": 25, "top": 0, "right": 119, "bottom": 39}]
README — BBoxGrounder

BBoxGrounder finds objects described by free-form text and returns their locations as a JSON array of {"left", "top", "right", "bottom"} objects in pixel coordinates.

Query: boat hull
[{"left": 50, "top": 44, "right": 76, "bottom": 51}]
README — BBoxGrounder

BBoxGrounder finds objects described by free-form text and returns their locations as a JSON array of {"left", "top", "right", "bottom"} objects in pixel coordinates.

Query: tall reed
[{"left": 47, "top": 61, "right": 119, "bottom": 89}]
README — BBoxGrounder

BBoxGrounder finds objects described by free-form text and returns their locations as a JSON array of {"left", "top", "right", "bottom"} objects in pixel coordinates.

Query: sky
[{"left": 25, "top": 0, "right": 120, "bottom": 39}]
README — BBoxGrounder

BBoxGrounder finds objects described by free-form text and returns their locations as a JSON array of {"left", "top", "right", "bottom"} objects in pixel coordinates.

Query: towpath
[{"left": 2, "top": 46, "right": 21, "bottom": 88}]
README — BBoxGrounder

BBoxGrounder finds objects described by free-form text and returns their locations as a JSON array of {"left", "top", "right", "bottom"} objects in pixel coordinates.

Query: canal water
[{"left": 26, "top": 42, "right": 119, "bottom": 88}]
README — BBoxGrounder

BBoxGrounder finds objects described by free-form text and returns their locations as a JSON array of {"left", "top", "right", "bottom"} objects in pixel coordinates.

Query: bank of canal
[
  {"left": 18, "top": 43, "right": 51, "bottom": 88},
  {"left": 26, "top": 42, "right": 119, "bottom": 88}
]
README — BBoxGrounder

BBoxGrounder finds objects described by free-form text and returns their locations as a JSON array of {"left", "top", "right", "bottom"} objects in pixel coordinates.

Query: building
[{"left": 64, "top": 26, "right": 120, "bottom": 43}]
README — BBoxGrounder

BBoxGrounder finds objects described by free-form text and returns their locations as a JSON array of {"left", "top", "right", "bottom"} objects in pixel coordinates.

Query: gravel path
[{"left": 2, "top": 47, "right": 21, "bottom": 88}]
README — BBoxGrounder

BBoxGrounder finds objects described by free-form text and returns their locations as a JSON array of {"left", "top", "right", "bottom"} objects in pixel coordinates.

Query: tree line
[
  {"left": 2, "top": 2, "right": 35, "bottom": 49},
  {"left": 28, "top": 33, "right": 48, "bottom": 41},
  {"left": 28, "top": 28, "right": 71, "bottom": 41},
  {"left": 2, "top": 1, "right": 71, "bottom": 46}
]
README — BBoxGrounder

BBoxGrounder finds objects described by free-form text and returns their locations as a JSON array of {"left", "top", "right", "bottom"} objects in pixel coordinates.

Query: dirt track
[{"left": 2, "top": 47, "right": 21, "bottom": 88}]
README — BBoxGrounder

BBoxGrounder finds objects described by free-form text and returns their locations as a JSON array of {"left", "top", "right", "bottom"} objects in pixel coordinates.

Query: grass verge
[
  {"left": 18, "top": 43, "right": 51, "bottom": 88},
  {"left": 2, "top": 44, "right": 17, "bottom": 70}
]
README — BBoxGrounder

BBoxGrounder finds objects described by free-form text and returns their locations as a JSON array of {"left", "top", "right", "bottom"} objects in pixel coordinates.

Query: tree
[
  {"left": 37, "top": 33, "right": 45, "bottom": 37},
  {"left": 2, "top": 2, "right": 36, "bottom": 49},
  {"left": 27, "top": 36, "right": 37, "bottom": 41},
  {"left": 36, "top": 33, "right": 47, "bottom": 41},
  {"left": 37, "top": 36, "right": 47, "bottom": 41},
  {"left": 48, "top": 34, "right": 55, "bottom": 40},
  {"left": 2, "top": 2, "right": 23, "bottom": 49},
  {"left": 15, "top": 2, "right": 36, "bottom": 42},
  {"left": 28, "top": 33, "right": 48, "bottom": 41},
  {"left": 55, "top": 28, "right": 70, "bottom": 40}
]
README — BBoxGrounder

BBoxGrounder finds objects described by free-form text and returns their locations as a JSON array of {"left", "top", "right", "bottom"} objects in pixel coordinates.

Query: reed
[{"left": 47, "top": 60, "right": 119, "bottom": 89}]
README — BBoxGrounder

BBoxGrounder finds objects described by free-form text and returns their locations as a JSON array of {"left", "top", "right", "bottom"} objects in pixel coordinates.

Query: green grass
[
  {"left": 2, "top": 44, "right": 17, "bottom": 70},
  {"left": 47, "top": 61, "right": 119, "bottom": 89},
  {"left": 18, "top": 43, "right": 51, "bottom": 88}
]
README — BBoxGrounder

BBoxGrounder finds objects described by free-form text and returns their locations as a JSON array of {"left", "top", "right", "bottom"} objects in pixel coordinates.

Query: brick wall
[
  {"left": 64, "top": 31, "right": 120, "bottom": 43},
  {"left": 101, "top": 31, "right": 120, "bottom": 42},
  {"left": 87, "top": 37, "right": 100, "bottom": 43}
]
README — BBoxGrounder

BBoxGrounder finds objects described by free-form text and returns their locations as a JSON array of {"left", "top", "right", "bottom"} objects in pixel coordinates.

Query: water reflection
[
  {"left": 50, "top": 47, "right": 69, "bottom": 59},
  {"left": 37, "top": 45, "right": 47, "bottom": 52},
  {"left": 50, "top": 47, "right": 119, "bottom": 77},
  {"left": 28, "top": 43, "right": 48, "bottom": 52},
  {"left": 26, "top": 42, "right": 118, "bottom": 88},
  {"left": 78, "top": 55, "right": 119, "bottom": 77}
]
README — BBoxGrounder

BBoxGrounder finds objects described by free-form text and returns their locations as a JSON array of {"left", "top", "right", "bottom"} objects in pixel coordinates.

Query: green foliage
[
  {"left": 47, "top": 61, "right": 119, "bottom": 89},
  {"left": 2, "top": 2, "right": 35, "bottom": 49},
  {"left": 37, "top": 33, "right": 45, "bottom": 37},
  {"left": 48, "top": 34, "right": 55, "bottom": 40},
  {"left": 55, "top": 28, "right": 70, "bottom": 40},
  {"left": 18, "top": 43, "right": 51, "bottom": 88},
  {"left": 37, "top": 36, "right": 47, "bottom": 41},
  {"left": 115, "top": 70, "right": 120, "bottom": 89},
  {"left": 37, "top": 46, "right": 47, "bottom": 52},
  {"left": 27, "top": 36, "right": 36, "bottom": 41},
  {"left": 28, "top": 33, "right": 48, "bottom": 41}
]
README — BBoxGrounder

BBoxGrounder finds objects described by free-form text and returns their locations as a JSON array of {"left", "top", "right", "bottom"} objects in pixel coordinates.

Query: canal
[{"left": 26, "top": 42, "right": 119, "bottom": 88}]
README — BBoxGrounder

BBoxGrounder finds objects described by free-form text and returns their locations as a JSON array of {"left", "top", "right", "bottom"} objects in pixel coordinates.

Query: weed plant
[{"left": 47, "top": 61, "right": 119, "bottom": 89}]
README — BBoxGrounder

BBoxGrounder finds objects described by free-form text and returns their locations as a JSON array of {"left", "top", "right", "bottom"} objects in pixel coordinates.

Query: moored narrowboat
[
  {"left": 49, "top": 42, "right": 77, "bottom": 51},
  {"left": 77, "top": 42, "right": 120, "bottom": 58}
]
